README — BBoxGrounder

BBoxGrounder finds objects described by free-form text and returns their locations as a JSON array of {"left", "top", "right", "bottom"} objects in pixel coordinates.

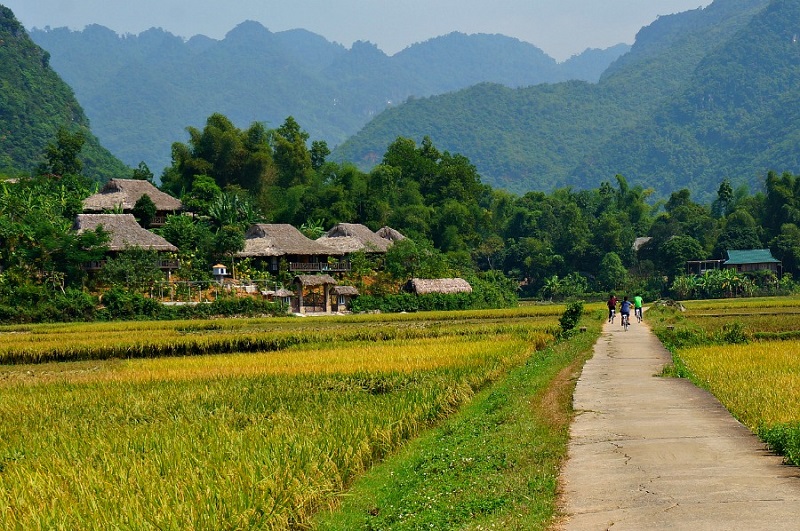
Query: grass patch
[{"left": 313, "top": 318, "right": 600, "bottom": 530}]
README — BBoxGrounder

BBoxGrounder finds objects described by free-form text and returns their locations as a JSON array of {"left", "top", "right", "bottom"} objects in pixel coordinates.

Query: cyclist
[
  {"left": 606, "top": 294, "right": 618, "bottom": 323},
  {"left": 634, "top": 294, "right": 644, "bottom": 322},
  {"left": 619, "top": 296, "right": 632, "bottom": 328}
]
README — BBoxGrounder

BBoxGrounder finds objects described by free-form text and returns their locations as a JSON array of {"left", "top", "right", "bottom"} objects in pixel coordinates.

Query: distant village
[{"left": 76, "top": 178, "right": 473, "bottom": 314}]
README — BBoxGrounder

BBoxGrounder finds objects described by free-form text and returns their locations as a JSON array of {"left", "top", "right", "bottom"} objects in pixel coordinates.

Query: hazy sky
[{"left": 5, "top": 0, "right": 712, "bottom": 61}]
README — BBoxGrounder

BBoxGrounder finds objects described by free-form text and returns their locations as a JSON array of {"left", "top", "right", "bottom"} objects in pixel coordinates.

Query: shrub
[
  {"left": 99, "top": 287, "right": 165, "bottom": 320},
  {"left": 758, "top": 423, "right": 800, "bottom": 466},
  {"left": 559, "top": 300, "right": 584, "bottom": 335}
]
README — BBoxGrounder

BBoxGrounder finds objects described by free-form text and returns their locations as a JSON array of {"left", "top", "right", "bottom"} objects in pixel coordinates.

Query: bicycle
[
  {"left": 635, "top": 307, "right": 643, "bottom": 323},
  {"left": 609, "top": 308, "right": 616, "bottom": 323},
  {"left": 621, "top": 313, "right": 629, "bottom": 331}
]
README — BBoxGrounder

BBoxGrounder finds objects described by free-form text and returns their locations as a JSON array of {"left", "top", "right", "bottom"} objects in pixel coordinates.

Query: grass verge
[{"left": 313, "top": 320, "right": 600, "bottom": 530}]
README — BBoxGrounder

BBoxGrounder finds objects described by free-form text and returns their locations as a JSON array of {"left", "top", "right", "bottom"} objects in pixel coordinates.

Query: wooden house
[
  {"left": 73, "top": 214, "right": 179, "bottom": 273},
  {"left": 236, "top": 224, "right": 346, "bottom": 273},
  {"left": 82, "top": 179, "right": 183, "bottom": 227},
  {"left": 723, "top": 249, "right": 782, "bottom": 276}
]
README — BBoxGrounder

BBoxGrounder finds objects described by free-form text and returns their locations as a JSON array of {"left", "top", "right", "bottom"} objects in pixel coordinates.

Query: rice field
[
  {"left": 0, "top": 308, "right": 559, "bottom": 529},
  {"left": 676, "top": 340, "right": 800, "bottom": 427},
  {"left": 652, "top": 296, "right": 800, "bottom": 465}
]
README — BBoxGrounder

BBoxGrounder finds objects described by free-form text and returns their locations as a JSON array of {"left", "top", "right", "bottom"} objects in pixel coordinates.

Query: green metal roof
[{"left": 725, "top": 249, "right": 780, "bottom": 265}]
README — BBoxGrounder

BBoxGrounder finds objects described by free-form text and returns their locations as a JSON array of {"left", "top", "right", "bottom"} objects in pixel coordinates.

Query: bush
[
  {"left": 758, "top": 423, "right": 800, "bottom": 466},
  {"left": 559, "top": 300, "right": 584, "bottom": 335},
  {"left": 99, "top": 287, "right": 166, "bottom": 320}
]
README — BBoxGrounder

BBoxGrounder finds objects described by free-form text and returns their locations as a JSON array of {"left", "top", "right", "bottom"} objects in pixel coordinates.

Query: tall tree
[{"left": 41, "top": 128, "right": 85, "bottom": 177}]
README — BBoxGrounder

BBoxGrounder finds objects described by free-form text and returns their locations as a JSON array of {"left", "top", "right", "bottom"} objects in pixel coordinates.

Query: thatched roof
[
  {"left": 632, "top": 237, "right": 652, "bottom": 252},
  {"left": 294, "top": 274, "right": 337, "bottom": 287},
  {"left": 405, "top": 278, "right": 472, "bottom": 295},
  {"left": 73, "top": 214, "right": 178, "bottom": 252},
  {"left": 376, "top": 226, "right": 406, "bottom": 242},
  {"left": 316, "top": 223, "right": 392, "bottom": 254},
  {"left": 237, "top": 224, "right": 342, "bottom": 258},
  {"left": 333, "top": 286, "right": 359, "bottom": 296},
  {"left": 262, "top": 288, "right": 295, "bottom": 298},
  {"left": 83, "top": 179, "right": 183, "bottom": 212}
]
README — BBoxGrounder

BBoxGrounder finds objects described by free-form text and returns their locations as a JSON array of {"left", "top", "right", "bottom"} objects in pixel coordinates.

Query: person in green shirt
[{"left": 633, "top": 295, "right": 644, "bottom": 322}]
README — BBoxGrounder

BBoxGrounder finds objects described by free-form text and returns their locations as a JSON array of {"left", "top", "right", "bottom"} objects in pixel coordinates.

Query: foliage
[
  {"left": 335, "top": 1, "right": 773, "bottom": 199},
  {"left": 0, "top": 7, "right": 128, "bottom": 179},
  {"left": 132, "top": 193, "right": 157, "bottom": 228},
  {"left": 759, "top": 423, "right": 800, "bottom": 466},
  {"left": 559, "top": 300, "right": 585, "bottom": 334},
  {"left": 98, "top": 249, "right": 165, "bottom": 292},
  {"left": 40, "top": 127, "right": 85, "bottom": 177},
  {"left": 598, "top": 252, "right": 627, "bottom": 291}
]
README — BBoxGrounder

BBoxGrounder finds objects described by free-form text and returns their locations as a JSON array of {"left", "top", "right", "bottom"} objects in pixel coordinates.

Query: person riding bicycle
[
  {"left": 607, "top": 294, "right": 618, "bottom": 323},
  {"left": 633, "top": 294, "right": 643, "bottom": 322},
  {"left": 619, "top": 296, "right": 632, "bottom": 327}
]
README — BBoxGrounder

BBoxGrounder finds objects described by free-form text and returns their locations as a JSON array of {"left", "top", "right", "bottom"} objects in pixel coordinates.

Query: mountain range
[
  {"left": 29, "top": 22, "right": 627, "bottom": 175},
  {"left": 337, "top": 0, "right": 796, "bottom": 200}
]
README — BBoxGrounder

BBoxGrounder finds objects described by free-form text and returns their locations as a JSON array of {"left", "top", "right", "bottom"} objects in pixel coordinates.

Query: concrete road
[{"left": 558, "top": 315, "right": 800, "bottom": 530}]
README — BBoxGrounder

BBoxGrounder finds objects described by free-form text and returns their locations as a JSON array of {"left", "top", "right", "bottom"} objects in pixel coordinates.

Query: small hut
[
  {"left": 404, "top": 278, "right": 472, "bottom": 295},
  {"left": 293, "top": 274, "right": 337, "bottom": 314},
  {"left": 82, "top": 179, "right": 183, "bottom": 226},
  {"left": 261, "top": 287, "right": 295, "bottom": 308},
  {"left": 332, "top": 286, "right": 359, "bottom": 312}
]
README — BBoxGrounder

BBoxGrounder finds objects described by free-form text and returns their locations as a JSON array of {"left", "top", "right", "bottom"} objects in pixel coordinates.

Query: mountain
[
  {"left": 335, "top": 0, "right": 775, "bottom": 200},
  {"left": 0, "top": 6, "right": 128, "bottom": 179},
  {"left": 578, "top": 0, "right": 800, "bottom": 197},
  {"left": 28, "top": 23, "right": 627, "bottom": 175}
]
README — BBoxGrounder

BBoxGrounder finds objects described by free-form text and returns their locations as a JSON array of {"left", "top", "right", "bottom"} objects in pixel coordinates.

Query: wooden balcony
[{"left": 288, "top": 261, "right": 351, "bottom": 273}]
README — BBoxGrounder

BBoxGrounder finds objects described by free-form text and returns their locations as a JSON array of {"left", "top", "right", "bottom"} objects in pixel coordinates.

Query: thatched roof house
[
  {"left": 316, "top": 223, "right": 394, "bottom": 254},
  {"left": 376, "top": 226, "right": 406, "bottom": 243},
  {"left": 238, "top": 224, "right": 345, "bottom": 274},
  {"left": 333, "top": 286, "right": 359, "bottom": 297},
  {"left": 83, "top": 179, "right": 183, "bottom": 221},
  {"left": 404, "top": 278, "right": 472, "bottom": 295},
  {"left": 238, "top": 224, "right": 340, "bottom": 258},
  {"left": 73, "top": 214, "right": 177, "bottom": 252}
]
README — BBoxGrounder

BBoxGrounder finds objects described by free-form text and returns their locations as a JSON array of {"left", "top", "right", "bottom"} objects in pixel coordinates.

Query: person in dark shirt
[{"left": 607, "top": 294, "right": 618, "bottom": 322}]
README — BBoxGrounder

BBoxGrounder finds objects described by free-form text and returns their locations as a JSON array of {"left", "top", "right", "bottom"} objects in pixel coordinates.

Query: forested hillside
[
  {"left": 0, "top": 6, "right": 128, "bottom": 180},
  {"left": 29, "top": 23, "right": 626, "bottom": 174},
  {"left": 336, "top": 0, "right": 775, "bottom": 200},
  {"left": 578, "top": 0, "right": 800, "bottom": 197}
]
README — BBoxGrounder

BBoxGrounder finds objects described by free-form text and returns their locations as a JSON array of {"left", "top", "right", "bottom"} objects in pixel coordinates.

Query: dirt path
[{"left": 558, "top": 315, "right": 800, "bottom": 530}]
